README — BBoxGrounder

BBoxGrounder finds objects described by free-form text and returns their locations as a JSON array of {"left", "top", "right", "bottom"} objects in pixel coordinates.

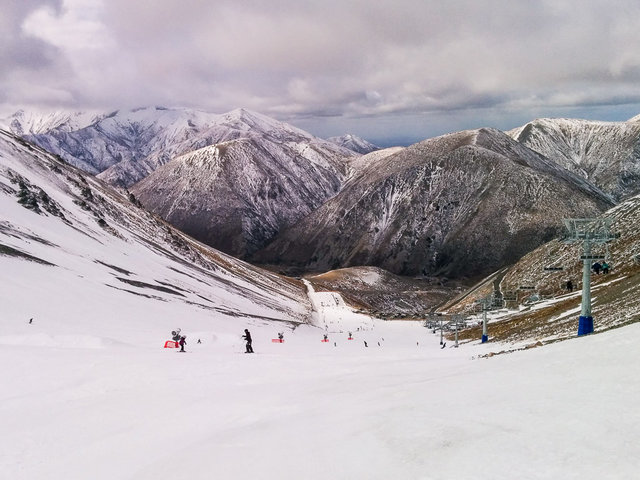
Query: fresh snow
[{"left": 2, "top": 272, "right": 639, "bottom": 479}]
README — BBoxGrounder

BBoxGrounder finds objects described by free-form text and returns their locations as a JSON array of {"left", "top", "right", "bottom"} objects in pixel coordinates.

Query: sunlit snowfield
[{"left": 2, "top": 285, "right": 638, "bottom": 480}]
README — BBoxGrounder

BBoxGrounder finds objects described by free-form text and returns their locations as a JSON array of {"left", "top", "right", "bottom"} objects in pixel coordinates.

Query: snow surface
[{"left": 2, "top": 276, "right": 639, "bottom": 479}]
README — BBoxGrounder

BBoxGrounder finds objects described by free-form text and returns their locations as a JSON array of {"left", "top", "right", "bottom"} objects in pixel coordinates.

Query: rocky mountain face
[
  {"left": 252, "top": 128, "right": 615, "bottom": 279},
  {"left": 508, "top": 117, "right": 640, "bottom": 201},
  {"left": 0, "top": 128, "right": 311, "bottom": 323},
  {"left": 326, "top": 134, "right": 380, "bottom": 154},
  {"left": 131, "top": 134, "right": 354, "bottom": 258}
]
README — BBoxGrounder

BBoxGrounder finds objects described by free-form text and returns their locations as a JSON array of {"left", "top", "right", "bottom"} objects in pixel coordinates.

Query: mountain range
[
  {"left": 4, "top": 107, "right": 640, "bottom": 281},
  {"left": 3, "top": 107, "right": 358, "bottom": 188},
  {"left": 253, "top": 128, "right": 614, "bottom": 278}
]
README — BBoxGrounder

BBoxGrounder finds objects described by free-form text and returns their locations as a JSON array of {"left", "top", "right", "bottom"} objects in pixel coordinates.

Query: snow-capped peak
[{"left": 327, "top": 133, "right": 379, "bottom": 154}]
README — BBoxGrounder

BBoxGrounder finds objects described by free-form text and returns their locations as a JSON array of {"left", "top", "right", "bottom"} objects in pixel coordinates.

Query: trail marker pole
[{"left": 563, "top": 218, "right": 618, "bottom": 336}]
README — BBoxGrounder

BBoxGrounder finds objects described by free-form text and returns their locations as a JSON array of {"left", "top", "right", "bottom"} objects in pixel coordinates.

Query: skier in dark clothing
[
  {"left": 179, "top": 336, "right": 186, "bottom": 352},
  {"left": 592, "top": 262, "right": 602, "bottom": 274},
  {"left": 566, "top": 280, "right": 573, "bottom": 292},
  {"left": 243, "top": 329, "right": 254, "bottom": 353}
]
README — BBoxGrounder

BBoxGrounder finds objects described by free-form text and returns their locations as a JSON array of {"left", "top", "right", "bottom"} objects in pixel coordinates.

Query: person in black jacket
[
  {"left": 243, "top": 329, "right": 254, "bottom": 353},
  {"left": 179, "top": 336, "right": 186, "bottom": 352}
]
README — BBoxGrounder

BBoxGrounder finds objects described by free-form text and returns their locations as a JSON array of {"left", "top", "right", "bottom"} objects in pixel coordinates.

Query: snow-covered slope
[
  {"left": 326, "top": 133, "right": 380, "bottom": 154},
  {"left": 15, "top": 107, "right": 356, "bottom": 187},
  {"left": 131, "top": 133, "right": 351, "bottom": 258},
  {"left": 508, "top": 118, "right": 640, "bottom": 201},
  {"left": 0, "top": 109, "right": 102, "bottom": 136},
  {"left": 0, "top": 130, "right": 312, "bottom": 333},
  {"left": 19, "top": 106, "right": 227, "bottom": 180},
  {"left": 254, "top": 128, "right": 614, "bottom": 278},
  {"left": 2, "top": 266, "right": 639, "bottom": 479}
]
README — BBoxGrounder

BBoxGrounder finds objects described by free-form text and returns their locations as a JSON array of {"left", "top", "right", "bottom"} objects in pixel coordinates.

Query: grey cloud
[{"left": 2, "top": 0, "right": 640, "bottom": 141}]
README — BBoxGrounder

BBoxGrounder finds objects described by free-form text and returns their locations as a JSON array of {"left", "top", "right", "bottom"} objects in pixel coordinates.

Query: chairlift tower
[
  {"left": 475, "top": 297, "right": 492, "bottom": 343},
  {"left": 563, "top": 218, "right": 618, "bottom": 336}
]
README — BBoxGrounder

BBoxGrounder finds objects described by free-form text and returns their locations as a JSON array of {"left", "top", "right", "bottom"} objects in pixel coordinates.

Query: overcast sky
[{"left": 3, "top": 0, "right": 640, "bottom": 146}]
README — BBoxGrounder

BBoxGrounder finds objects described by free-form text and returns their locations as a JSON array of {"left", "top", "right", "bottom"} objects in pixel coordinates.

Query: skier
[
  {"left": 566, "top": 280, "right": 573, "bottom": 292},
  {"left": 179, "top": 335, "right": 186, "bottom": 352},
  {"left": 197, "top": 339, "right": 202, "bottom": 344},
  {"left": 592, "top": 262, "right": 602, "bottom": 275},
  {"left": 602, "top": 261, "right": 610, "bottom": 274},
  {"left": 277, "top": 332, "right": 284, "bottom": 341},
  {"left": 242, "top": 329, "right": 254, "bottom": 353},
  {"left": 323, "top": 334, "right": 328, "bottom": 341},
  {"left": 364, "top": 341, "right": 368, "bottom": 347},
  {"left": 28, "top": 318, "right": 33, "bottom": 324}
]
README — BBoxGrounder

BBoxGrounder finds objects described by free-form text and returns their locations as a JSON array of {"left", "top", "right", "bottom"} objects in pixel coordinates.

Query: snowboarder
[
  {"left": 592, "top": 262, "right": 602, "bottom": 274},
  {"left": 242, "top": 329, "right": 254, "bottom": 353},
  {"left": 364, "top": 341, "right": 368, "bottom": 347},
  {"left": 179, "top": 336, "right": 186, "bottom": 352},
  {"left": 566, "top": 280, "right": 573, "bottom": 292},
  {"left": 28, "top": 318, "right": 33, "bottom": 324},
  {"left": 602, "top": 261, "right": 610, "bottom": 274}
]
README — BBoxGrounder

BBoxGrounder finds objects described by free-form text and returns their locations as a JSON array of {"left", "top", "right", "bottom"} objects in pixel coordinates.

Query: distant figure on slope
[
  {"left": 278, "top": 332, "right": 284, "bottom": 341},
  {"left": 566, "top": 280, "right": 573, "bottom": 292},
  {"left": 363, "top": 341, "right": 368, "bottom": 347},
  {"left": 197, "top": 339, "right": 202, "bottom": 344},
  {"left": 602, "top": 261, "right": 610, "bottom": 274},
  {"left": 179, "top": 336, "right": 186, "bottom": 352},
  {"left": 243, "top": 329, "right": 254, "bottom": 353},
  {"left": 323, "top": 334, "right": 328, "bottom": 341},
  {"left": 28, "top": 318, "right": 33, "bottom": 324},
  {"left": 592, "top": 262, "right": 602, "bottom": 275}
]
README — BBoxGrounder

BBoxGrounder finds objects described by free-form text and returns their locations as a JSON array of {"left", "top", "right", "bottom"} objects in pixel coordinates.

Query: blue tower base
[
  {"left": 481, "top": 334, "right": 488, "bottom": 343},
  {"left": 578, "top": 316, "right": 594, "bottom": 336}
]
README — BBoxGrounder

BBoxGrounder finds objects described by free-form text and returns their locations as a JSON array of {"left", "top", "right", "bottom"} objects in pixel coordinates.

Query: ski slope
[{"left": 2, "top": 284, "right": 639, "bottom": 480}]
